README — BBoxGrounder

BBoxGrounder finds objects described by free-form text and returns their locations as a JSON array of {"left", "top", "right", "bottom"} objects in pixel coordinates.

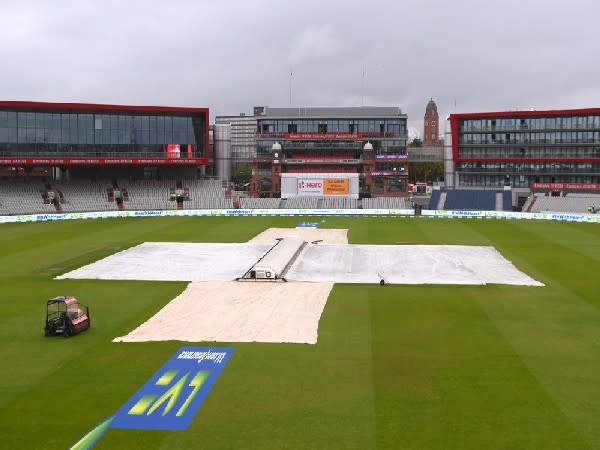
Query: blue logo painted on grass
[
  {"left": 296, "top": 221, "right": 321, "bottom": 228},
  {"left": 110, "top": 346, "right": 234, "bottom": 431}
]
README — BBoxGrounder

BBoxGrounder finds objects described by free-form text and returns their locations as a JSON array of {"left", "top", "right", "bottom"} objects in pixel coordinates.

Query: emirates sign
[{"left": 531, "top": 182, "right": 600, "bottom": 191}]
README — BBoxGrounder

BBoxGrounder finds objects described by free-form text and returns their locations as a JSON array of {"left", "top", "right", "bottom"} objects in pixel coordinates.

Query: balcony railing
[
  {"left": 283, "top": 143, "right": 362, "bottom": 150},
  {"left": 0, "top": 150, "right": 205, "bottom": 158},
  {"left": 257, "top": 131, "right": 406, "bottom": 138},
  {"left": 284, "top": 158, "right": 361, "bottom": 164},
  {"left": 459, "top": 139, "right": 599, "bottom": 145},
  {"left": 462, "top": 123, "right": 600, "bottom": 133}
]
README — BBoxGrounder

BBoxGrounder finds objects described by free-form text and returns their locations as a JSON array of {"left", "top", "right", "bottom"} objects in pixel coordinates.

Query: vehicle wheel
[
  {"left": 379, "top": 279, "right": 385, "bottom": 286},
  {"left": 63, "top": 326, "right": 71, "bottom": 337}
]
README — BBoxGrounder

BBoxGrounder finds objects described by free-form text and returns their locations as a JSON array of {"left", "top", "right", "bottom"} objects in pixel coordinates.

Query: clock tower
[{"left": 424, "top": 98, "right": 442, "bottom": 146}]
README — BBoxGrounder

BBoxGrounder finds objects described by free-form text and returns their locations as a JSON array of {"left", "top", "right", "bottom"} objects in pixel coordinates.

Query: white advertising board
[
  {"left": 1, "top": 208, "right": 599, "bottom": 224},
  {"left": 297, "top": 179, "right": 324, "bottom": 196}
]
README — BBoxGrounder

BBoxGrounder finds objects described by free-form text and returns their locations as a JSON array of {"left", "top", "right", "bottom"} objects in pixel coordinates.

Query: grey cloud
[{"left": 1, "top": 0, "right": 599, "bottom": 132}]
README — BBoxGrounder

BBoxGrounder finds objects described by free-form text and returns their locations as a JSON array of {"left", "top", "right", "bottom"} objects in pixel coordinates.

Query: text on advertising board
[
  {"left": 323, "top": 179, "right": 349, "bottom": 195},
  {"left": 297, "top": 179, "right": 323, "bottom": 195},
  {"left": 531, "top": 182, "right": 600, "bottom": 191}
]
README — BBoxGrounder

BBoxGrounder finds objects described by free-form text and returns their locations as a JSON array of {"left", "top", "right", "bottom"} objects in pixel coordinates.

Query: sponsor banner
[
  {"left": 223, "top": 209, "right": 253, "bottom": 216},
  {"left": 505, "top": 211, "right": 530, "bottom": 220},
  {"left": 323, "top": 178, "right": 349, "bottom": 195},
  {"left": 0, "top": 157, "right": 208, "bottom": 166},
  {"left": 297, "top": 179, "right": 323, "bottom": 195},
  {"left": 375, "top": 154, "right": 409, "bottom": 160},
  {"left": 371, "top": 170, "right": 406, "bottom": 176},
  {"left": 275, "top": 209, "right": 410, "bottom": 217},
  {"left": 284, "top": 132, "right": 363, "bottom": 140},
  {"left": 111, "top": 346, "right": 234, "bottom": 431},
  {"left": 449, "top": 210, "right": 485, "bottom": 218},
  {"left": 286, "top": 158, "right": 360, "bottom": 164},
  {"left": 33, "top": 213, "right": 67, "bottom": 221},
  {"left": 133, "top": 210, "right": 163, "bottom": 217},
  {"left": 424, "top": 210, "right": 449, "bottom": 217},
  {"left": 548, "top": 213, "right": 586, "bottom": 222},
  {"left": 1, "top": 208, "right": 600, "bottom": 224},
  {"left": 531, "top": 182, "right": 600, "bottom": 191}
]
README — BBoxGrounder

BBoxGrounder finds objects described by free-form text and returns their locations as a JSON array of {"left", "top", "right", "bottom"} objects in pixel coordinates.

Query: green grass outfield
[{"left": 1, "top": 216, "right": 600, "bottom": 449}]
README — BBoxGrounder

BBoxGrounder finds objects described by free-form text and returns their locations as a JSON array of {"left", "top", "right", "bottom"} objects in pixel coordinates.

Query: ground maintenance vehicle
[{"left": 44, "top": 296, "right": 90, "bottom": 337}]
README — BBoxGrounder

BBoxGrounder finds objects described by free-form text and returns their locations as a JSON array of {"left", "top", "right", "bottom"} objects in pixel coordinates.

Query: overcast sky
[{"left": 1, "top": 0, "right": 599, "bottom": 137}]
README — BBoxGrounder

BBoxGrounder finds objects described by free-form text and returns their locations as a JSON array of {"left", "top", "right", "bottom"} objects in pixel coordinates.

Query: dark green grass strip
[
  {"left": 468, "top": 220, "right": 600, "bottom": 447},
  {"left": 369, "top": 285, "right": 588, "bottom": 450}
]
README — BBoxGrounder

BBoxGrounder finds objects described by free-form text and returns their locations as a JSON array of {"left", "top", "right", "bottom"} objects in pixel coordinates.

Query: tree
[
  {"left": 408, "top": 162, "right": 444, "bottom": 183},
  {"left": 231, "top": 163, "right": 252, "bottom": 188},
  {"left": 409, "top": 138, "right": 423, "bottom": 148}
]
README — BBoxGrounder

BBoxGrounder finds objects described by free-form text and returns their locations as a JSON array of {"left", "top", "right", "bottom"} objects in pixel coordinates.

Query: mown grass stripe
[
  {"left": 370, "top": 285, "right": 588, "bottom": 450},
  {"left": 461, "top": 219, "right": 600, "bottom": 447}
]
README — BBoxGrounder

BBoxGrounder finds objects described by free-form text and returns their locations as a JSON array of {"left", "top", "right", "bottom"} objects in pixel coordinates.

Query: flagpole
[
  {"left": 361, "top": 64, "right": 366, "bottom": 106},
  {"left": 289, "top": 66, "right": 293, "bottom": 105}
]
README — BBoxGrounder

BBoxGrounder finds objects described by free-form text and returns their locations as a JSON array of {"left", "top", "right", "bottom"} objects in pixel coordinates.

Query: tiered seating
[
  {"left": 239, "top": 198, "right": 281, "bottom": 209},
  {"left": 184, "top": 179, "right": 232, "bottom": 209},
  {"left": 0, "top": 179, "right": 56, "bottom": 215},
  {"left": 118, "top": 179, "right": 177, "bottom": 211},
  {"left": 444, "top": 190, "right": 496, "bottom": 210},
  {"left": 0, "top": 178, "right": 238, "bottom": 214},
  {"left": 529, "top": 194, "right": 600, "bottom": 213},
  {"left": 241, "top": 196, "right": 358, "bottom": 210},
  {"left": 503, "top": 191, "right": 512, "bottom": 211},
  {"left": 428, "top": 190, "right": 441, "bottom": 209},
  {"left": 284, "top": 197, "right": 320, "bottom": 209},
  {"left": 321, "top": 197, "right": 358, "bottom": 209},
  {"left": 1, "top": 177, "right": 432, "bottom": 215},
  {"left": 187, "top": 197, "right": 233, "bottom": 209},
  {"left": 566, "top": 193, "right": 600, "bottom": 199},
  {"left": 362, "top": 197, "right": 410, "bottom": 209},
  {"left": 55, "top": 180, "right": 116, "bottom": 212},
  {"left": 521, "top": 192, "right": 544, "bottom": 212}
]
